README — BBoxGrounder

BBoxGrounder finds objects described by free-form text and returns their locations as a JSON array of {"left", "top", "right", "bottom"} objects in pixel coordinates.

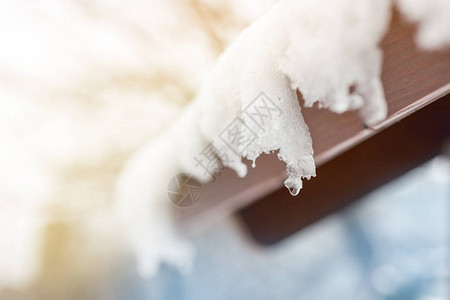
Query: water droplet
[
  {"left": 284, "top": 179, "right": 302, "bottom": 196},
  {"left": 287, "top": 186, "right": 300, "bottom": 196}
]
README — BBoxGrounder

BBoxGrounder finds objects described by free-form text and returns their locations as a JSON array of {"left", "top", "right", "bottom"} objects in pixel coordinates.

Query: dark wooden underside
[{"left": 237, "top": 96, "right": 450, "bottom": 245}]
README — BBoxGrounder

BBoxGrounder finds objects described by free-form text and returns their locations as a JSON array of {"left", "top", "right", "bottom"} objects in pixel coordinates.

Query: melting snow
[
  {"left": 0, "top": 0, "right": 449, "bottom": 286},
  {"left": 116, "top": 0, "right": 450, "bottom": 276}
]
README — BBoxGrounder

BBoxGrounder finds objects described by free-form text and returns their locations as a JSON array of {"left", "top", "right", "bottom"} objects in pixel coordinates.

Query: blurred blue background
[{"left": 124, "top": 156, "right": 449, "bottom": 300}]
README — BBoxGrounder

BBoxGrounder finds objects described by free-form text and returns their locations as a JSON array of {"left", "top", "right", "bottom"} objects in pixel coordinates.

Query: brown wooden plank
[{"left": 175, "top": 11, "right": 450, "bottom": 230}]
